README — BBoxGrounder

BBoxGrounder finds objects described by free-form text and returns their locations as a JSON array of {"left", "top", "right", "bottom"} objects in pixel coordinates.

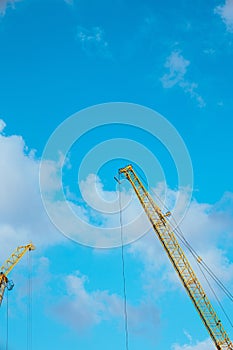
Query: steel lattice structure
[{"left": 119, "top": 164, "right": 233, "bottom": 350}]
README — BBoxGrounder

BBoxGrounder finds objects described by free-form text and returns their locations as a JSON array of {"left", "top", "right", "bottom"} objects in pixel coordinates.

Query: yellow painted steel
[
  {"left": 0, "top": 243, "right": 35, "bottom": 306},
  {"left": 119, "top": 164, "right": 233, "bottom": 350}
]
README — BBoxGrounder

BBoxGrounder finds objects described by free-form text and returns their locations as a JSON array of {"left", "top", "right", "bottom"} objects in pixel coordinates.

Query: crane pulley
[
  {"left": 118, "top": 164, "right": 233, "bottom": 350},
  {"left": 0, "top": 243, "right": 35, "bottom": 306}
]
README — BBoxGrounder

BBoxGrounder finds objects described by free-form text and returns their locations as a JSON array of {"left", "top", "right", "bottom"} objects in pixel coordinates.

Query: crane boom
[
  {"left": 0, "top": 243, "right": 35, "bottom": 306},
  {"left": 119, "top": 165, "right": 233, "bottom": 350}
]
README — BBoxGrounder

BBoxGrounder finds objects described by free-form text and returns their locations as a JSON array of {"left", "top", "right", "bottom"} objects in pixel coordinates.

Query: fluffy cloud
[
  {"left": 161, "top": 51, "right": 205, "bottom": 108},
  {"left": 0, "top": 0, "right": 19, "bottom": 16},
  {"left": 79, "top": 173, "right": 123, "bottom": 214},
  {"left": 161, "top": 51, "right": 190, "bottom": 88},
  {"left": 43, "top": 159, "right": 233, "bottom": 289},
  {"left": 44, "top": 164, "right": 233, "bottom": 298},
  {"left": 2, "top": 121, "right": 233, "bottom": 301},
  {"left": 2, "top": 120, "right": 233, "bottom": 290},
  {"left": 2, "top": 122, "right": 232, "bottom": 347},
  {"left": 0, "top": 122, "right": 149, "bottom": 251},
  {"left": 51, "top": 271, "right": 160, "bottom": 336},
  {"left": 172, "top": 337, "right": 214, "bottom": 350},
  {"left": 41, "top": 170, "right": 152, "bottom": 248},
  {"left": 0, "top": 119, "right": 6, "bottom": 132},
  {"left": 215, "top": 0, "right": 233, "bottom": 32},
  {"left": 0, "top": 122, "right": 65, "bottom": 259},
  {"left": 76, "top": 26, "right": 112, "bottom": 58},
  {"left": 129, "top": 187, "right": 233, "bottom": 297}
]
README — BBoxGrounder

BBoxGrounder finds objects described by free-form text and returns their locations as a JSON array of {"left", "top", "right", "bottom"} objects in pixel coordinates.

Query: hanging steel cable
[
  {"left": 27, "top": 249, "right": 33, "bottom": 350},
  {"left": 195, "top": 259, "right": 233, "bottom": 328},
  {"left": 137, "top": 168, "right": 233, "bottom": 306},
  {"left": 118, "top": 178, "right": 129, "bottom": 350},
  {"left": 5, "top": 288, "right": 9, "bottom": 350}
]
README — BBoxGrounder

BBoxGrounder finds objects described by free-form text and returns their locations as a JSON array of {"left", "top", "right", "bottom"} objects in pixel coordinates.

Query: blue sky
[{"left": 0, "top": 0, "right": 233, "bottom": 349}]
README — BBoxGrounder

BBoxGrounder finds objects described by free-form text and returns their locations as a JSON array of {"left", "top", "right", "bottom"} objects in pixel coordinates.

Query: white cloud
[
  {"left": 180, "top": 81, "right": 206, "bottom": 108},
  {"left": 80, "top": 173, "right": 119, "bottom": 213},
  {"left": 41, "top": 170, "right": 152, "bottom": 248},
  {"left": 0, "top": 119, "right": 6, "bottom": 132},
  {"left": 129, "top": 186, "right": 233, "bottom": 297},
  {"left": 172, "top": 337, "right": 214, "bottom": 350},
  {"left": 76, "top": 26, "right": 112, "bottom": 59},
  {"left": 2, "top": 121, "right": 232, "bottom": 285},
  {"left": 64, "top": 0, "right": 73, "bottom": 4},
  {"left": 42, "top": 159, "right": 233, "bottom": 274},
  {"left": 1, "top": 123, "right": 233, "bottom": 347},
  {"left": 2, "top": 122, "right": 233, "bottom": 300},
  {"left": 0, "top": 125, "right": 65, "bottom": 259},
  {"left": 161, "top": 51, "right": 205, "bottom": 108},
  {"left": 203, "top": 48, "right": 216, "bottom": 55},
  {"left": 51, "top": 271, "right": 160, "bottom": 336},
  {"left": 52, "top": 272, "right": 101, "bottom": 330},
  {"left": 215, "top": 0, "right": 233, "bottom": 32},
  {"left": 161, "top": 51, "right": 190, "bottom": 88},
  {"left": 0, "top": 0, "right": 19, "bottom": 16}
]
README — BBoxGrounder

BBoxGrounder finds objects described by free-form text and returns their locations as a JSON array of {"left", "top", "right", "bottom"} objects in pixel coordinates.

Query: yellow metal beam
[
  {"left": 0, "top": 243, "right": 35, "bottom": 306},
  {"left": 119, "top": 165, "right": 233, "bottom": 350}
]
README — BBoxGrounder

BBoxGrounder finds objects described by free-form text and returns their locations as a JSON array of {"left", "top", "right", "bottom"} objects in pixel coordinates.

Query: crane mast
[
  {"left": 119, "top": 164, "right": 233, "bottom": 350},
  {"left": 0, "top": 243, "right": 35, "bottom": 306}
]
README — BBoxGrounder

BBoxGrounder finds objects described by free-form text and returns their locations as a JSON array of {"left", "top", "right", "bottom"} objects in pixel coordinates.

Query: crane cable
[
  {"left": 118, "top": 178, "right": 129, "bottom": 350},
  {"left": 138, "top": 169, "right": 233, "bottom": 299},
  {"left": 195, "top": 256, "right": 233, "bottom": 328},
  {"left": 172, "top": 219, "right": 233, "bottom": 302},
  {"left": 5, "top": 288, "right": 9, "bottom": 350},
  {"left": 173, "top": 224, "right": 233, "bottom": 328},
  {"left": 134, "top": 169, "right": 233, "bottom": 326},
  {"left": 27, "top": 250, "right": 32, "bottom": 350}
]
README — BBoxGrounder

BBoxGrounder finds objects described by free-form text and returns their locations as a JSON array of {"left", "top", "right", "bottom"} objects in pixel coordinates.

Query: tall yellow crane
[
  {"left": 119, "top": 164, "right": 233, "bottom": 350},
  {"left": 0, "top": 243, "right": 35, "bottom": 306}
]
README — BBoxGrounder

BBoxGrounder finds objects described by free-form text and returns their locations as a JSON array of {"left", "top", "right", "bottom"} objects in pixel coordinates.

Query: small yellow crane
[
  {"left": 0, "top": 243, "right": 35, "bottom": 306},
  {"left": 119, "top": 164, "right": 233, "bottom": 350}
]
